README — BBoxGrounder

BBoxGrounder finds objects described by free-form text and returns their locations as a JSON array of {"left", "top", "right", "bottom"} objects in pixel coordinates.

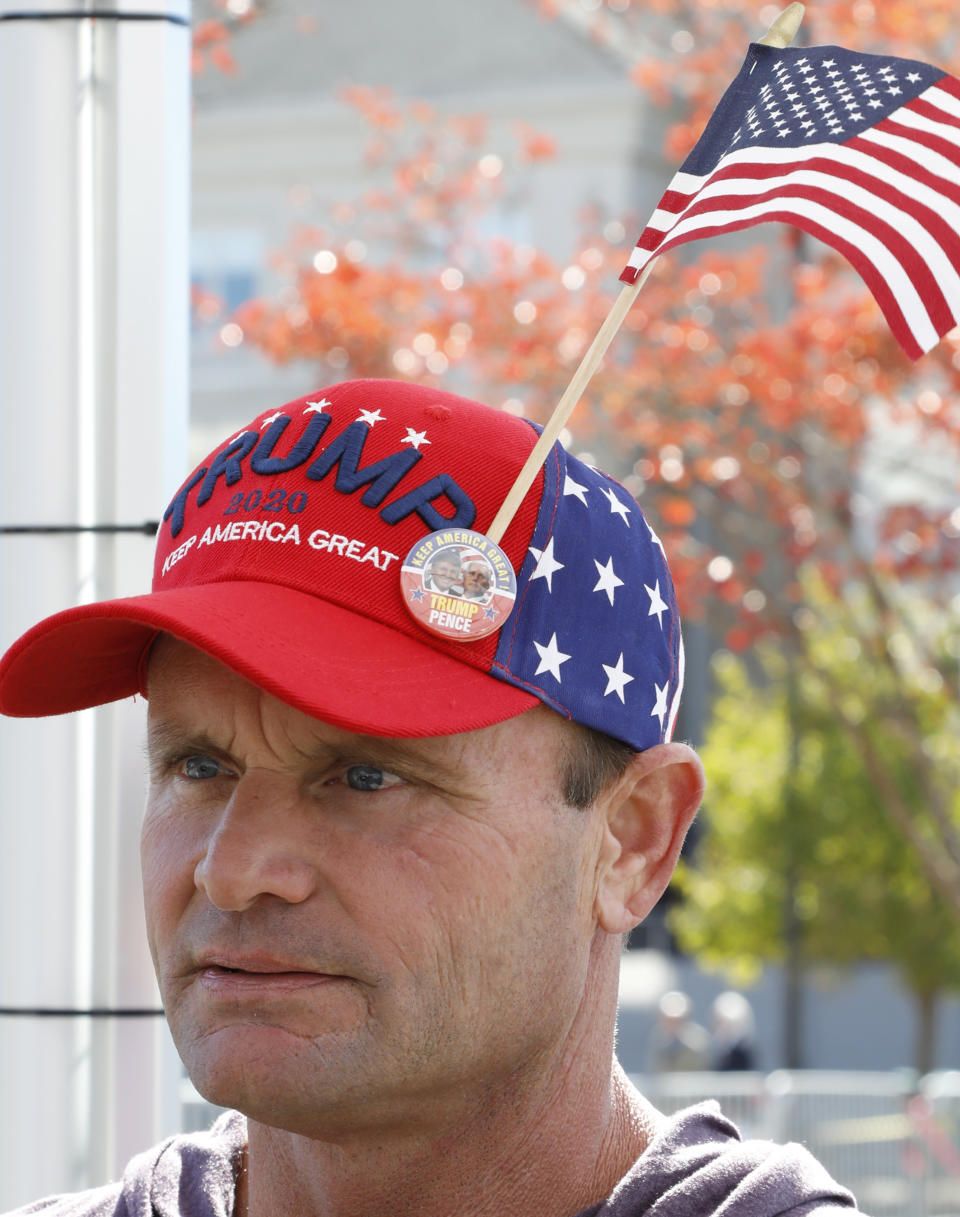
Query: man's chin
[
  {"left": 182, "top": 1032, "right": 422, "bottom": 1139},
  {"left": 180, "top": 1022, "right": 361, "bottom": 1111}
]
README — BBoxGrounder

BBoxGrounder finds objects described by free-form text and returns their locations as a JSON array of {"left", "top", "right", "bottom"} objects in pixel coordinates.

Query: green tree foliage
[{"left": 672, "top": 604, "right": 960, "bottom": 1068}]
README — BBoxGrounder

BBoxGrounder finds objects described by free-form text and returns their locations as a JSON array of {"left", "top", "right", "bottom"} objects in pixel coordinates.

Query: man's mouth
[{"left": 196, "top": 954, "right": 346, "bottom": 994}]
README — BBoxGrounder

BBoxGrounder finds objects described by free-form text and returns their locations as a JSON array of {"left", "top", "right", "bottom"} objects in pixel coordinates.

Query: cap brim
[{"left": 0, "top": 582, "right": 540, "bottom": 736}]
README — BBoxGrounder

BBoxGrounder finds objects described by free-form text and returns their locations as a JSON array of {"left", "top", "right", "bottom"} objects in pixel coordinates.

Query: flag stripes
[{"left": 621, "top": 45, "right": 960, "bottom": 360}]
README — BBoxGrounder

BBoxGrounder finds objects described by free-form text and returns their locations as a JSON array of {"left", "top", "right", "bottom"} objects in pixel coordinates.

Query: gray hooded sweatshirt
[{"left": 6, "top": 1103, "right": 860, "bottom": 1217}]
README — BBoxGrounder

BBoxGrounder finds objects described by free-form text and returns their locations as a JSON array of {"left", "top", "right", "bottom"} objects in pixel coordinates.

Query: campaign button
[{"left": 400, "top": 528, "right": 517, "bottom": 641}]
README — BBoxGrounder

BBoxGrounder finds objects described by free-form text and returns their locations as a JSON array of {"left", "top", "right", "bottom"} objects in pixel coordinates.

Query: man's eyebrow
[{"left": 145, "top": 720, "right": 226, "bottom": 766}]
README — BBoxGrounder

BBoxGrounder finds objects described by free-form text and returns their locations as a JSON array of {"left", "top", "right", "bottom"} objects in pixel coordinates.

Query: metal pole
[{"left": 0, "top": 0, "right": 190, "bottom": 1205}]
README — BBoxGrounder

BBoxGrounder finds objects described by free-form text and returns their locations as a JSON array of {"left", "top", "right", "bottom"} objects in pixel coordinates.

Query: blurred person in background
[
  {"left": 648, "top": 990, "right": 712, "bottom": 1073},
  {"left": 711, "top": 991, "right": 758, "bottom": 1072}
]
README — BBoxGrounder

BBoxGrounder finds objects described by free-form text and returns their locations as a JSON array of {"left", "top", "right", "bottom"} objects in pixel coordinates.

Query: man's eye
[
  {"left": 182, "top": 756, "right": 223, "bottom": 780},
  {"left": 344, "top": 765, "right": 402, "bottom": 792}
]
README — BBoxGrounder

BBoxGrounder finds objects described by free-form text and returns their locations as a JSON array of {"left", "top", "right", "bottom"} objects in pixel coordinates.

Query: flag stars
[
  {"left": 906, "top": 72, "right": 921, "bottom": 83},
  {"left": 645, "top": 580, "right": 669, "bottom": 627},
  {"left": 651, "top": 682, "right": 670, "bottom": 731},
  {"left": 593, "top": 557, "right": 624, "bottom": 606},
  {"left": 601, "top": 487, "right": 631, "bottom": 525},
  {"left": 533, "top": 633, "right": 571, "bottom": 683},
  {"left": 647, "top": 519, "right": 665, "bottom": 555},
  {"left": 401, "top": 427, "right": 431, "bottom": 449},
  {"left": 528, "top": 536, "right": 564, "bottom": 591},
  {"left": 562, "top": 473, "right": 590, "bottom": 506},
  {"left": 602, "top": 653, "right": 635, "bottom": 704}
]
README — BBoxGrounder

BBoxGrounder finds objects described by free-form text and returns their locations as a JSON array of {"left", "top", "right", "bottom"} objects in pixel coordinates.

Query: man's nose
[{"left": 193, "top": 772, "right": 318, "bottom": 912}]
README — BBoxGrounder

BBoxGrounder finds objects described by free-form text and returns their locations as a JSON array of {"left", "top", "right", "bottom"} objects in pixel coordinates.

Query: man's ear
[{"left": 593, "top": 742, "right": 705, "bottom": 935}]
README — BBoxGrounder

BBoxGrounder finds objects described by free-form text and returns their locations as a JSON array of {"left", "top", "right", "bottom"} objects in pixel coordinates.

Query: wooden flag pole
[
  {"left": 485, "top": 0, "right": 805, "bottom": 547},
  {"left": 486, "top": 265, "right": 650, "bottom": 544}
]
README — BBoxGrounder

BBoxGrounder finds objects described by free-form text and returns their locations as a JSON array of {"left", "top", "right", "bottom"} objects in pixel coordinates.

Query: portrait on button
[
  {"left": 400, "top": 528, "right": 517, "bottom": 643},
  {"left": 459, "top": 556, "right": 494, "bottom": 605},
  {"left": 423, "top": 547, "right": 464, "bottom": 596}
]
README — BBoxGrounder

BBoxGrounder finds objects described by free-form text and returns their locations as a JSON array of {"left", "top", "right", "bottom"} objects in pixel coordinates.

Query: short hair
[
  {"left": 561, "top": 720, "right": 636, "bottom": 809},
  {"left": 429, "top": 550, "right": 461, "bottom": 572}
]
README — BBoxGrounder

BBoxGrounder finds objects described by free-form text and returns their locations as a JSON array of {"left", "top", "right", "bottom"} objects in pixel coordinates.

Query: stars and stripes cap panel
[
  {"left": 621, "top": 42, "right": 960, "bottom": 360},
  {"left": 493, "top": 437, "right": 684, "bottom": 753}
]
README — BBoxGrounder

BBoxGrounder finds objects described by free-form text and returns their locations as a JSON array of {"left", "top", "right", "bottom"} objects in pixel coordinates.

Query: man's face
[
  {"left": 462, "top": 566, "right": 491, "bottom": 599},
  {"left": 429, "top": 558, "right": 459, "bottom": 589},
  {"left": 142, "top": 638, "right": 605, "bottom": 1139}
]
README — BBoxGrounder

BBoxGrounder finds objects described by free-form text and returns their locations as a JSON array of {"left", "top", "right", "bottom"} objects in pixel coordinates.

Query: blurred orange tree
[{"left": 223, "top": 5, "right": 960, "bottom": 919}]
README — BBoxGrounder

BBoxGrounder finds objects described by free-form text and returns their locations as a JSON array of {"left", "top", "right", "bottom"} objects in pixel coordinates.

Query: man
[
  {"left": 460, "top": 556, "right": 493, "bottom": 601},
  {"left": 423, "top": 548, "right": 463, "bottom": 594},
  {"left": 648, "top": 991, "right": 711, "bottom": 1074},
  {"left": 0, "top": 379, "right": 860, "bottom": 1215}
]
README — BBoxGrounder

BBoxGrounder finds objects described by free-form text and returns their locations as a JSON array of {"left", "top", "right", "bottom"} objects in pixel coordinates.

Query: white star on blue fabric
[
  {"left": 563, "top": 474, "right": 590, "bottom": 506},
  {"left": 593, "top": 557, "right": 624, "bottom": 606},
  {"left": 651, "top": 681, "right": 669, "bottom": 731},
  {"left": 528, "top": 536, "right": 564, "bottom": 592},
  {"left": 645, "top": 580, "right": 669, "bottom": 628},
  {"left": 602, "top": 653, "right": 634, "bottom": 703},
  {"left": 601, "top": 487, "right": 631, "bottom": 525},
  {"left": 533, "top": 633, "right": 571, "bottom": 682}
]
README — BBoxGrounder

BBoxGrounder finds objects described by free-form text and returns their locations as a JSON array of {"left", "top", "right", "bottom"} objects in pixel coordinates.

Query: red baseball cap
[{"left": 0, "top": 379, "right": 685, "bottom": 749}]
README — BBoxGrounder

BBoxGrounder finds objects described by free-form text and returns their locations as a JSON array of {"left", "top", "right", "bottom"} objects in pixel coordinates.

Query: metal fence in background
[
  {"left": 633, "top": 1071, "right": 960, "bottom": 1217},
  {"left": 181, "top": 1069, "right": 960, "bottom": 1216}
]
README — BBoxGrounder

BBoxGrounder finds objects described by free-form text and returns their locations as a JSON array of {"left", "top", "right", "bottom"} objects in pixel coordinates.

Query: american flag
[{"left": 620, "top": 43, "right": 960, "bottom": 360}]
